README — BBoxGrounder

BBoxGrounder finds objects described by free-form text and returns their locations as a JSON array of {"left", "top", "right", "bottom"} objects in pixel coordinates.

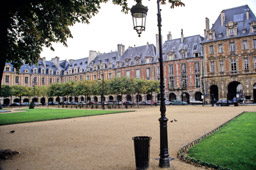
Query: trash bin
[{"left": 132, "top": 136, "right": 152, "bottom": 170}]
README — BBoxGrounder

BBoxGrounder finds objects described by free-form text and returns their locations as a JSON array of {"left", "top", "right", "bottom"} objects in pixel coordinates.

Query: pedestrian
[{"left": 233, "top": 97, "right": 238, "bottom": 106}]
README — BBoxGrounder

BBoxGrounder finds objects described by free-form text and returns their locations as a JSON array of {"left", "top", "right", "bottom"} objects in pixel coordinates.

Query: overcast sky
[{"left": 40, "top": 0, "right": 256, "bottom": 61}]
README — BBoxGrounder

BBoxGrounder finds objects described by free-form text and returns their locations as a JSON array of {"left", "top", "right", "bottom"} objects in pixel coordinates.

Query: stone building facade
[{"left": 1, "top": 5, "right": 256, "bottom": 105}]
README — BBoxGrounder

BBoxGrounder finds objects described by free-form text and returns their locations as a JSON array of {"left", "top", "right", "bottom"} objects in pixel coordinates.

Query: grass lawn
[
  {"left": 0, "top": 108, "right": 133, "bottom": 125},
  {"left": 188, "top": 112, "right": 256, "bottom": 170}
]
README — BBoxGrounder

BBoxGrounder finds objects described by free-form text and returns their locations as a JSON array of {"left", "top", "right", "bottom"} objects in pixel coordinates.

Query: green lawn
[
  {"left": 0, "top": 108, "right": 133, "bottom": 125},
  {"left": 188, "top": 112, "right": 256, "bottom": 170}
]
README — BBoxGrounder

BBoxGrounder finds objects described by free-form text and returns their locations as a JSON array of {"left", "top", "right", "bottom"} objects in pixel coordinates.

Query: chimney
[
  {"left": 167, "top": 31, "right": 172, "bottom": 40},
  {"left": 246, "top": 9, "right": 249, "bottom": 20},
  {"left": 221, "top": 11, "right": 225, "bottom": 26},
  {"left": 117, "top": 44, "right": 125, "bottom": 57},
  {"left": 181, "top": 29, "right": 184, "bottom": 43},
  {"left": 204, "top": 17, "right": 210, "bottom": 37},
  {"left": 88, "top": 50, "right": 98, "bottom": 64}
]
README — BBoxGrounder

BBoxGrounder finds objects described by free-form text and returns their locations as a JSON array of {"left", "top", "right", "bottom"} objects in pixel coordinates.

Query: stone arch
[
  {"left": 169, "top": 93, "right": 176, "bottom": 101},
  {"left": 210, "top": 85, "right": 218, "bottom": 102},
  {"left": 195, "top": 92, "right": 203, "bottom": 101},
  {"left": 227, "top": 81, "right": 242, "bottom": 100},
  {"left": 181, "top": 92, "right": 190, "bottom": 103}
]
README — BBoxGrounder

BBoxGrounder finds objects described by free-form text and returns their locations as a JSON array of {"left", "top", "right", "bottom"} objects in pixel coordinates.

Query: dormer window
[
  {"left": 5, "top": 66, "right": 10, "bottom": 71},
  {"left": 68, "top": 68, "right": 72, "bottom": 74},
  {"left": 125, "top": 58, "right": 131, "bottom": 66},
  {"left": 33, "top": 68, "right": 37, "bottom": 73},
  {"left": 108, "top": 63, "right": 113, "bottom": 69},
  {"left": 145, "top": 56, "right": 153, "bottom": 64},
  {"left": 135, "top": 56, "right": 141, "bottom": 65},
  {"left": 180, "top": 50, "right": 187, "bottom": 59},
  {"left": 229, "top": 28, "right": 234, "bottom": 36},
  {"left": 167, "top": 53, "right": 174, "bottom": 60},
  {"left": 209, "top": 33, "right": 213, "bottom": 40},
  {"left": 49, "top": 69, "right": 53, "bottom": 75},
  {"left": 226, "top": 21, "right": 237, "bottom": 37},
  {"left": 250, "top": 21, "right": 256, "bottom": 33},
  {"left": 41, "top": 69, "right": 45, "bottom": 74},
  {"left": 56, "top": 71, "right": 60, "bottom": 75},
  {"left": 24, "top": 69, "right": 29, "bottom": 73}
]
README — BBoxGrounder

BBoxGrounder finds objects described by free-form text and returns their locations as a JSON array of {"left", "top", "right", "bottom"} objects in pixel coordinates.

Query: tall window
[
  {"left": 243, "top": 40, "right": 248, "bottom": 50},
  {"left": 218, "top": 44, "right": 223, "bottom": 53},
  {"left": 209, "top": 45, "right": 214, "bottom": 55},
  {"left": 169, "top": 64, "right": 174, "bottom": 75},
  {"left": 181, "top": 75, "right": 187, "bottom": 89},
  {"left": 195, "top": 74, "right": 200, "bottom": 88},
  {"left": 5, "top": 75, "right": 9, "bottom": 83},
  {"left": 229, "top": 28, "right": 234, "bottom": 36},
  {"left": 108, "top": 73, "right": 112, "bottom": 79},
  {"left": 254, "top": 56, "right": 256, "bottom": 69},
  {"left": 210, "top": 61, "right": 215, "bottom": 73},
  {"left": 117, "top": 72, "right": 121, "bottom": 77},
  {"left": 253, "top": 39, "right": 256, "bottom": 49},
  {"left": 136, "top": 69, "right": 140, "bottom": 79},
  {"left": 15, "top": 76, "right": 19, "bottom": 84},
  {"left": 219, "top": 60, "right": 224, "bottom": 72},
  {"left": 146, "top": 68, "right": 150, "bottom": 79},
  {"left": 169, "top": 77, "right": 175, "bottom": 89},
  {"left": 181, "top": 63, "right": 186, "bottom": 74},
  {"left": 244, "top": 58, "right": 249, "bottom": 71},
  {"left": 230, "top": 42, "right": 236, "bottom": 52},
  {"left": 50, "top": 78, "right": 53, "bottom": 84},
  {"left": 194, "top": 62, "right": 200, "bottom": 73},
  {"left": 231, "top": 59, "right": 237, "bottom": 73},
  {"left": 42, "top": 77, "right": 45, "bottom": 84},
  {"left": 33, "top": 77, "right": 37, "bottom": 84},
  {"left": 126, "top": 70, "right": 130, "bottom": 78},
  {"left": 25, "top": 77, "right": 28, "bottom": 84}
]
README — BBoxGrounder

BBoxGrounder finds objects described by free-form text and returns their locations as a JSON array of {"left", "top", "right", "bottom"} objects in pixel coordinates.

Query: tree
[
  {"left": 0, "top": 0, "right": 129, "bottom": 89},
  {"left": 0, "top": 85, "right": 12, "bottom": 98},
  {"left": 11, "top": 85, "right": 30, "bottom": 105}
]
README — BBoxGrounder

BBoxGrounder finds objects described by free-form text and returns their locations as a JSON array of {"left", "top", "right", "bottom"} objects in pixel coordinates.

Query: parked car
[
  {"left": 10, "top": 102, "right": 21, "bottom": 106},
  {"left": 190, "top": 100, "right": 203, "bottom": 105},
  {"left": 216, "top": 99, "right": 233, "bottom": 106},
  {"left": 22, "top": 102, "right": 30, "bottom": 106},
  {"left": 171, "top": 100, "right": 187, "bottom": 105},
  {"left": 157, "top": 100, "right": 172, "bottom": 105},
  {"left": 86, "top": 101, "right": 97, "bottom": 105},
  {"left": 138, "top": 100, "right": 156, "bottom": 105},
  {"left": 123, "top": 101, "right": 134, "bottom": 105}
]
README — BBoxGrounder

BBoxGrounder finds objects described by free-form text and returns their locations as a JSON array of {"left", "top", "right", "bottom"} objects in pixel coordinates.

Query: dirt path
[{"left": 0, "top": 106, "right": 255, "bottom": 170}]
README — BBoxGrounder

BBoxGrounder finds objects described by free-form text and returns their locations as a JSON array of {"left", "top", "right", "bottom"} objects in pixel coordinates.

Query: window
[
  {"left": 231, "top": 59, "right": 237, "bottom": 73},
  {"left": 219, "top": 60, "right": 224, "bottom": 72},
  {"left": 230, "top": 42, "right": 236, "bottom": 52},
  {"left": 194, "top": 62, "right": 200, "bottom": 73},
  {"left": 195, "top": 75, "right": 200, "bottom": 88},
  {"left": 169, "top": 65, "right": 174, "bottom": 75},
  {"left": 209, "top": 45, "right": 214, "bottom": 55},
  {"left": 41, "top": 69, "right": 45, "bottom": 74},
  {"left": 108, "top": 73, "right": 112, "bottom": 79},
  {"left": 117, "top": 72, "right": 121, "bottom": 77},
  {"left": 15, "top": 76, "right": 19, "bottom": 84},
  {"left": 181, "top": 63, "right": 186, "bottom": 74},
  {"left": 25, "top": 77, "right": 28, "bottom": 84},
  {"left": 50, "top": 78, "right": 53, "bottom": 84},
  {"left": 136, "top": 69, "right": 140, "bottom": 79},
  {"left": 42, "top": 77, "right": 45, "bottom": 84},
  {"left": 5, "top": 75, "right": 9, "bottom": 83},
  {"left": 87, "top": 76, "right": 90, "bottom": 80},
  {"left": 254, "top": 56, "right": 256, "bottom": 69},
  {"left": 244, "top": 58, "right": 249, "bottom": 71},
  {"left": 253, "top": 39, "right": 256, "bottom": 49},
  {"left": 168, "top": 54, "right": 174, "bottom": 60},
  {"left": 33, "top": 77, "right": 37, "bottom": 84},
  {"left": 243, "top": 40, "right": 248, "bottom": 50},
  {"left": 181, "top": 75, "right": 187, "bottom": 89},
  {"left": 146, "top": 68, "right": 150, "bottom": 79},
  {"left": 126, "top": 70, "right": 130, "bottom": 78},
  {"left": 229, "top": 28, "right": 234, "bottom": 36},
  {"left": 169, "top": 77, "right": 175, "bottom": 89},
  {"left": 218, "top": 44, "right": 223, "bottom": 53},
  {"left": 210, "top": 61, "right": 215, "bottom": 73},
  {"left": 80, "top": 75, "right": 82, "bottom": 80},
  {"left": 57, "top": 78, "right": 59, "bottom": 83},
  {"left": 209, "top": 33, "right": 213, "bottom": 40},
  {"left": 5, "top": 67, "right": 10, "bottom": 71},
  {"left": 181, "top": 52, "right": 186, "bottom": 59}
]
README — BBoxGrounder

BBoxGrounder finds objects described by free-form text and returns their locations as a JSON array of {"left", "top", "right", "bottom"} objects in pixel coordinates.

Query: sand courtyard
[{"left": 0, "top": 105, "right": 255, "bottom": 170}]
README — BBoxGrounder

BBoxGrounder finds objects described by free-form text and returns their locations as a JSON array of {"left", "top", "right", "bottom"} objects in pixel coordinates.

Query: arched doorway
[
  {"left": 181, "top": 92, "right": 190, "bottom": 103},
  {"left": 94, "top": 96, "right": 98, "bottom": 102},
  {"left": 169, "top": 93, "right": 176, "bottom": 101},
  {"left": 228, "top": 81, "right": 242, "bottom": 100},
  {"left": 14, "top": 98, "right": 20, "bottom": 103},
  {"left": 195, "top": 92, "right": 203, "bottom": 101},
  {"left": 3, "top": 99, "right": 10, "bottom": 106},
  {"left": 254, "top": 84, "right": 256, "bottom": 103},
  {"left": 117, "top": 95, "right": 122, "bottom": 102},
  {"left": 210, "top": 85, "right": 218, "bottom": 102},
  {"left": 81, "top": 97, "right": 84, "bottom": 102},
  {"left": 109, "top": 96, "right": 114, "bottom": 101},
  {"left": 136, "top": 95, "right": 142, "bottom": 102},
  {"left": 41, "top": 97, "right": 46, "bottom": 105},
  {"left": 146, "top": 94, "right": 152, "bottom": 101},
  {"left": 126, "top": 95, "right": 132, "bottom": 101},
  {"left": 23, "top": 98, "right": 29, "bottom": 103}
]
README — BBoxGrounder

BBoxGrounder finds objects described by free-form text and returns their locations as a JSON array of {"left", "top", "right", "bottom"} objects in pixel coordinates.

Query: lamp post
[
  {"left": 98, "top": 73, "right": 105, "bottom": 110},
  {"left": 131, "top": 0, "right": 184, "bottom": 168}
]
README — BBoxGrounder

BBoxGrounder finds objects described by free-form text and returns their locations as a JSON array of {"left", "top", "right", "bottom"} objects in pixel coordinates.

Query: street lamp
[
  {"left": 131, "top": 0, "right": 184, "bottom": 168},
  {"left": 98, "top": 73, "right": 105, "bottom": 110}
]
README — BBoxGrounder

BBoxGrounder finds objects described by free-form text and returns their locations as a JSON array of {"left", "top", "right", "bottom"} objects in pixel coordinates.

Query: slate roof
[
  {"left": 88, "top": 51, "right": 119, "bottom": 69},
  {"left": 203, "top": 5, "right": 256, "bottom": 43},
  {"left": 68, "top": 57, "right": 89, "bottom": 73},
  {"left": 118, "top": 44, "right": 157, "bottom": 66},
  {"left": 162, "top": 35, "right": 204, "bottom": 61}
]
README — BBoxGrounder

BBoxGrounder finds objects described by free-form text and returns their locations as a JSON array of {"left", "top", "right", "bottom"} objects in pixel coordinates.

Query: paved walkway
[{"left": 0, "top": 106, "right": 255, "bottom": 170}]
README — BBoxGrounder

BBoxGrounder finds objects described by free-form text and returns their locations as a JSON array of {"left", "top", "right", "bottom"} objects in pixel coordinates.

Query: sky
[{"left": 40, "top": 0, "right": 256, "bottom": 61}]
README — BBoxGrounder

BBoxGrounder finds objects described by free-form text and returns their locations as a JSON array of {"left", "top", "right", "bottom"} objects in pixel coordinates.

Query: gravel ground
[{"left": 0, "top": 105, "right": 255, "bottom": 170}]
